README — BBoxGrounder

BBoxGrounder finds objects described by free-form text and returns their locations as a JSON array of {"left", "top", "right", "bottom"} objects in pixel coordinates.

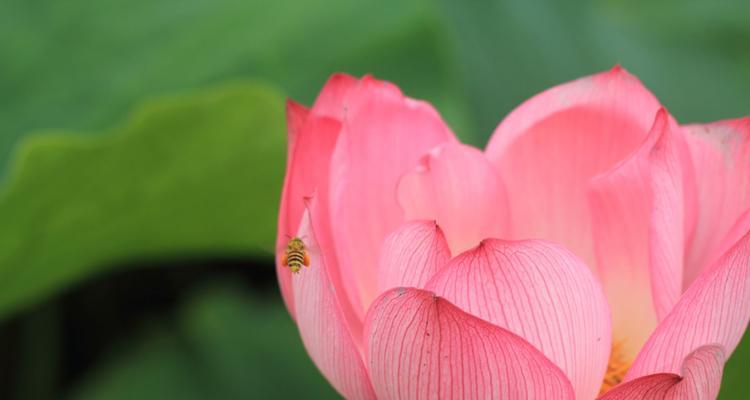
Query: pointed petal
[
  {"left": 285, "top": 99, "right": 310, "bottom": 143},
  {"left": 277, "top": 75, "right": 358, "bottom": 319},
  {"left": 599, "top": 346, "right": 725, "bottom": 399},
  {"left": 292, "top": 203, "right": 376, "bottom": 400},
  {"left": 378, "top": 220, "right": 451, "bottom": 292},
  {"left": 330, "top": 77, "right": 457, "bottom": 311},
  {"left": 277, "top": 115, "right": 341, "bottom": 318},
  {"left": 364, "top": 288, "right": 575, "bottom": 400},
  {"left": 276, "top": 100, "right": 310, "bottom": 317},
  {"left": 683, "top": 117, "right": 750, "bottom": 287},
  {"left": 588, "top": 110, "right": 694, "bottom": 357},
  {"left": 311, "top": 73, "right": 358, "bottom": 119},
  {"left": 397, "top": 143, "right": 510, "bottom": 254},
  {"left": 279, "top": 107, "right": 340, "bottom": 240},
  {"left": 485, "top": 66, "right": 662, "bottom": 269},
  {"left": 426, "top": 239, "right": 610, "bottom": 400},
  {"left": 626, "top": 230, "right": 750, "bottom": 381}
]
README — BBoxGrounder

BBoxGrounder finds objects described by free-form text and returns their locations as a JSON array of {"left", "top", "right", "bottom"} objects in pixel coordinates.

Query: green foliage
[
  {"left": 437, "top": 0, "right": 750, "bottom": 139},
  {"left": 721, "top": 331, "right": 750, "bottom": 399},
  {"left": 0, "top": 0, "right": 478, "bottom": 323},
  {"left": 0, "top": 81, "right": 285, "bottom": 320},
  {"left": 0, "top": 0, "right": 472, "bottom": 176},
  {"left": 67, "top": 283, "right": 338, "bottom": 400}
]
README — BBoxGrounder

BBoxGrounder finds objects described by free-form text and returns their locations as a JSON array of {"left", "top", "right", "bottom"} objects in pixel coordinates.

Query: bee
[{"left": 281, "top": 236, "right": 310, "bottom": 273}]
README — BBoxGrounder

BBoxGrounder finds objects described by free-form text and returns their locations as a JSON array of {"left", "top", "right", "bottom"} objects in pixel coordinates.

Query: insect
[{"left": 281, "top": 236, "right": 310, "bottom": 273}]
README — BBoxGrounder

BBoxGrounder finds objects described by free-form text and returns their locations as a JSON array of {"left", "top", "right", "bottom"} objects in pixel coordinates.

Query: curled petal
[
  {"left": 398, "top": 143, "right": 510, "bottom": 254},
  {"left": 647, "top": 114, "right": 697, "bottom": 319},
  {"left": 599, "top": 346, "right": 725, "bottom": 400},
  {"left": 364, "top": 288, "right": 575, "bottom": 400},
  {"left": 588, "top": 110, "right": 694, "bottom": 356},
  {"left": 378, "top": 220, "right": 451, "bottom": 292},
  {"left": 292, "top": 202, "right": 376, "bottom": 400},
  {"left": 626, "top": 229, "right": 750, "bottom": 381},
  {"left": 485, "top": 66, "right": 662, "bottom": 270},
  {"left": 330, "top": 76, "right": 457, "bottom": 311},
  {"left": 426, "top": 239, "right": 611, "bottom": 400}
]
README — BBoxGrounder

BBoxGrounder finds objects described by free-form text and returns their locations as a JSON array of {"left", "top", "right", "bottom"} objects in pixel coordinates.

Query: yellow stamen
[{"left": 599, "top": 341, "right": 632, "bottom": 395}]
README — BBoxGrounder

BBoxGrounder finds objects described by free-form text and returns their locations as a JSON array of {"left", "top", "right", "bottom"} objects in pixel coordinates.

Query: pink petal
[
  {"left": 279, "top": 101, "right": 339, "bottom": 241},
  {"left": 588, "top": 110, "right": 694, "bottom": 357},
  {"left": 599, "top": 345, "right": 725, "bottom": 399},
  {"left": 292, "top": 201, "right": 376, "bottom": 400},
  {"left": 280, "top": 73, "right": 358, "bottom": 236},
  {"left": 707, "top": 209, "right": 750, "bottom": 271},
  {"left": 329, "top": 76, "right": 457, "bottom": 311},
  {"left": 648, "top": 116, "right": 697, "bottom": 318},
  {"left": 364, "top": 288, "right": 575, "bottom": 400},
  {"left": 277, "top": 75, "right": 358, "bottom": 319},
  {"left": 426, "top": 239, "right": 611, "bottom": 400},
  {"left": 310, "top": 73, "right": 359, "bottom": 119},
  {"left": 377, "top": 220, "right": 451, "bottom": 292},
  {"left": 276, "top": 100, "right": 310, "bottom": 318},
  {"left": 397, "top": 143, "right": 510, "bottom": 254},
  {"left": 485, "top": 66, "right": 662, "bottom": 270},
  {"left": 683, "top": 117, "right": 750, "bottom": 288},
  {"left": 626, "top": 229, "right": 750, "bottom": 381},
  {"left": 285, "top": 99, "right": 310, "bottom": 140}
]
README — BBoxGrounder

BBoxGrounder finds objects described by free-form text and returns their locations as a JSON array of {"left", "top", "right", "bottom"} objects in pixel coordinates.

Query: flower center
[{"left": 599, "top": 341, "right": 632, "bottom": 395}]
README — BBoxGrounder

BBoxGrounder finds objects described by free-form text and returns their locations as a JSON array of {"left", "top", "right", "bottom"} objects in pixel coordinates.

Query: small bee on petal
[{"left": 281, "top": 236, "right": 310, "bottom": 273}]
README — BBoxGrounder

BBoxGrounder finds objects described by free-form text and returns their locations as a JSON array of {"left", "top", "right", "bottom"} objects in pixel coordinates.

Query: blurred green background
[{"left": 1, "top": 0, "right": 749, "bottom": 398}]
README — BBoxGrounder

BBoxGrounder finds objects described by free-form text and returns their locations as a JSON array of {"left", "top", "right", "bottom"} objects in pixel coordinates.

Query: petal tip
[
  {"left": 596, "top": 63, "right": 643, "bottom": 86},
  {"left": 326, "top": 72, "right": 357, "bottom": 84},
  {"left": 609, "top": 63, "right": 624, "bottom": 74},
  {"left": 649, "top": 107, "right": 672, "bottom": 138},
  {"left": 654, "top": 107, "right": 668, "bottom": 120},
  {"left": 286, "top": 98, "right": 307, "bottom": 112}
]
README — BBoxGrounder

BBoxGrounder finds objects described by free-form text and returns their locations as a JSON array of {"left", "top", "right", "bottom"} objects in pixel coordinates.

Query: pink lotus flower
[{"left": 276, "top": 68, "right": 750, "bottom": 399}]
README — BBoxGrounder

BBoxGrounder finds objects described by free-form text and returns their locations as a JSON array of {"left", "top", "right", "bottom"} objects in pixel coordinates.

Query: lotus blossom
[{"left": 276, "top": 68, "right": 750, "bottom": 399}]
